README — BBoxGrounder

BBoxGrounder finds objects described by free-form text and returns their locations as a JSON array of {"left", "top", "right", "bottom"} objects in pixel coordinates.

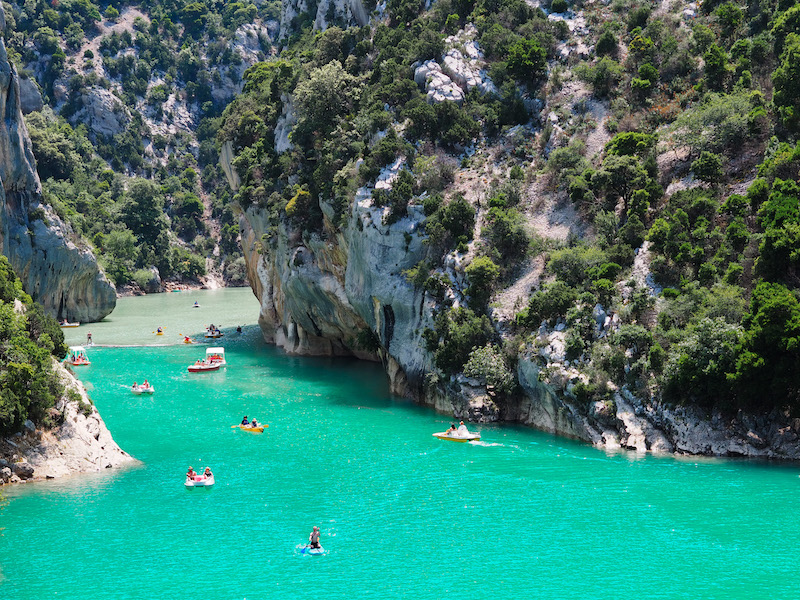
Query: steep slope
[
  {"left": 223, "top": 0, "right": 800, "bottom": 459},
  {"left": 0, "top": 6, "right": 115, "bottom": 321}
]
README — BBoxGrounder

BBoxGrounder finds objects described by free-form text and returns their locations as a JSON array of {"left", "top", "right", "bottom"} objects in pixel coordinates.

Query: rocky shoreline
[{"left": 0, "top": 362, "right": 137, "bottom": 486}]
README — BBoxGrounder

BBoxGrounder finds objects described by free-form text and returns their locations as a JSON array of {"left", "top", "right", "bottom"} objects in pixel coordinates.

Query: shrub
[
  {"left": 517, "top": 280, "right": 579, "bottom": 327},
  {"left": 463, "top": 344, "right": 515, "bottom": 395},
  {"left": 465, "top": 256, "right": 500, "bottom": 311}
]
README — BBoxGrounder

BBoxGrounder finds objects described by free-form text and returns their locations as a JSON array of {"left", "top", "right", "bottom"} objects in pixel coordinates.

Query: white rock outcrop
[
  {"left": 71, "top": 87, "right": 131, "bottom": 137},
  {"left": 414, "top": 25, "right": 497, "bottom": 104},
  {"left": 414, "top": 60, "right": 465, "bottom": 104},
  {"left": 280, "top": 0, "right": 368, "bottom": 38},
  {"left": 516, "top": 354, "right": 800, "bottom": 460},
  {"left": 1, "top": 362, "right": 137, "bottom": 484}
]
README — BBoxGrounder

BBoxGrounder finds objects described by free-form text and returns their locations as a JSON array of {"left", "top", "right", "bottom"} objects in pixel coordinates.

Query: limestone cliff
[
  {"left": 238, "top": 162, "right": 435, "bottom": 396},
  {"left": 0, "top": 7, "right": 115, "bottom": 322},
  {"left": 279, "top": 0, "right": 368, "bottom": 39},
  {"left": 0, "top": 361, "right": 137, "bottom": 485}
]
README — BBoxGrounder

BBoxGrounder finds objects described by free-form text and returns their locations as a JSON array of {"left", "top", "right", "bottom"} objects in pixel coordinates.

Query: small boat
[
  {"left": 204, "top": 330, "right": 223, "bottom": 338},
  {"left": 67, "top": 346, "right": 90, "bottom": 366},
  {"left": 193, "top": 302, "right": 200, "bottom": 308},
  {"left": 131, "top": 384, "right": 155, "bottom": 395},
  {"left": 60, "top": 321, "right": 80, "bottom": 328},
  {"left": 206, "top": 347, "right": 226, "bottom": 365},
  {"left": 233, "top": 424, "right": 264, "bottom": 433},
  {"left": 185, "top": 474, "right": 215, "bottom": 487},
  {"left": 432, "top": 431, "right": 481, "bottom": 443},
  {"left": 187, "top": 360, "right": 220, "bottom": 373}
]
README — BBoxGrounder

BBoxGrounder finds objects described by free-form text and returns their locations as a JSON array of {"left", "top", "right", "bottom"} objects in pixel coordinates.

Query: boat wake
[{"left": 470, "top": 441, "right": 516, "bottom": 448}]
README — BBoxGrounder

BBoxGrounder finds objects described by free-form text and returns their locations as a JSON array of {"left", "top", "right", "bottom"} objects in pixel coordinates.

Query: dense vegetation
[
  {"left": 2, "top": 0, "right": 272, "bottom": 286},
  {"left": 4, "top": 0, "right": 800, "bottom": 422},
  {"left": 0, "top": 256, "right": 69, "bottom": 434}
]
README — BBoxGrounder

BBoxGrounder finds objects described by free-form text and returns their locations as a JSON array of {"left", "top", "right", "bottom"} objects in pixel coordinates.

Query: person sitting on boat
[
  {"left": 193, "top": 301, "right": 199, "bottom": 307},
  {"left": 309, "top": 526, "right": 321, "bottom": 549},
  {"left": 241, "top": 416, "right": 249, "bottom": 426},
  {"left": 250, "top": 418, "right": 259, "bottom": 428},
  {"left": 186, "top": 466, "right": 196, "bottom": 479},
  {"left": 445, "top": 423, "right": 457, "bottom": 436},
  {"left": 157, "top": 326, "right": 163, "bottom": 334},
  {"left": 457, "top": 421, "right": 469, "bottom": 436},
  {"left": 203, "top": 467, "right": 213, "bottom": 479},
  {"left": 132, "top": 381, "right": 138, "bottom": 390},
  {"left": 143, "top": 379, "right": 150, "bottom": 389}
]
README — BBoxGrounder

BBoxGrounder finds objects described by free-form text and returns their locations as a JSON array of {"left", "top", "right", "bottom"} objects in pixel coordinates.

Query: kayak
[
  {"left": 183, "top": 338, "right": 195, "bottom": 344},
  {"left": 185, "top": 475, "right": 215, "bottom": 487},
  {"left": 131, "top": 385, "right": 155, "bottom": 395},
  {"left": 188, "top": 361, "right": 220, "bottom": 373},
  {"left": 155, "top": 331, "right": 164, "bottom": 336},
  {"left": 233, "top": 424, "right": 264, "bottom": 433},
  {"left": 432, "top": 431, "right": 481, "bottom": 442}
]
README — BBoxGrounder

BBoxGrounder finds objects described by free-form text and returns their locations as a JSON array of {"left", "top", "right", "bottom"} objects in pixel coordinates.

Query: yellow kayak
[{"left": 233, "top": 424, "right": 265, "bottom": 433}]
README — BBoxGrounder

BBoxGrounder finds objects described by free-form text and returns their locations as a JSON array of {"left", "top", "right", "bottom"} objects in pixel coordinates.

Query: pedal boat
[
  {"left": 187, "top": 360, "right": 220, "bottom": 373},
  {"left": 432, "top": 431, "right": 481, "bottom": 442},
  {"left": 185, "top": 474, "right": 215, "bottom": 487},
  {"left": 131, "top": 385, "right": 155, "bottom": 395}
]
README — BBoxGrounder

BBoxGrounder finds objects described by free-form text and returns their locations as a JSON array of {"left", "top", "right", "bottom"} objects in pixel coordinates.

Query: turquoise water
[{"left": 2, "top": 290, "right": 800, "bottom": 599}]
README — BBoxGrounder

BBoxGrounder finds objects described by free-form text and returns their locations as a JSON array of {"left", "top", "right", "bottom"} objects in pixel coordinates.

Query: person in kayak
[
  {"left": 241, "top": 416, "right": 249, "bottom": 425},
  {"left": 250, "top": 418, "right": 259, "bottom": 428},
  {"left": 186, "top": 466, "right": 196, "bottom": 479},
  {"left": 308, "top": 526, "right": 321, "bottom": 549},
  {"left": 203, "top": 467, "right": 213, "bottom": 478}
]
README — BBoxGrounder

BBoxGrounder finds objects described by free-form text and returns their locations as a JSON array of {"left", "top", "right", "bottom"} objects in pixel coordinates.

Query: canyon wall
[{"left": 0, "top": 7, "right": 115, "bottom": 322}]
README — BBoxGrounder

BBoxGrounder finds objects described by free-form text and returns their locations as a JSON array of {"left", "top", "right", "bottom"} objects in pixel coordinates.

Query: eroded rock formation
[
  {"left": 0, "top": 362, "right": 138, "bottom": 485},
  {"left": 0, "top": 6, "right": 115, "bottom": 322}
]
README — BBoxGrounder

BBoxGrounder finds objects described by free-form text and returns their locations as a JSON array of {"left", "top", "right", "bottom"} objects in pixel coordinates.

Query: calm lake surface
[{"left": 1, "top": 288, "right": 799, "bottom": 599}]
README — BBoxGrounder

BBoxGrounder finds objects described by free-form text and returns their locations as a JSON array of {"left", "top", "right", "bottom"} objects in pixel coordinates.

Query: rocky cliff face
[
  {"left": 237, "top": 160, "right": 435, "bottom": 396},
  {"left": 279, "top": 0, "right": 368, "bottom": 39},
  {"left": 515, "top": 354, "right": 800, "bottom": 460},
  {"left": 0, "top": 361, "right": 137, "bottom": 485},
  {"left": 0, "top": 7, "right": 115, "bottom": 322}
]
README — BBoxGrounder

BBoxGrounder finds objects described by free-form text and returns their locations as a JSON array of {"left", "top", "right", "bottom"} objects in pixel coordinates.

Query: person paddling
[
  {"left": 241, "top": 416, "right": 249, "bottom": 426},
  {"left": 308, "top": 526, "right": 321, "bottom": 549}
]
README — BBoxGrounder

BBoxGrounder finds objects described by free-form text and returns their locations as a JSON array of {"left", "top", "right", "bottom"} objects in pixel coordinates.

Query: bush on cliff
[{"left": 0, "top": 256, "right": 66, "bottom": 434}]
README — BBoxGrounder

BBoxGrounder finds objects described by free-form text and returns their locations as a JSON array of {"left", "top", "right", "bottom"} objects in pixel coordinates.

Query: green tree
[
  {"left": 465, "top": 256, "right": 500, "bottom": 311},
  {"left": 506, "top": 38, "right": 547, "bottom": 83},
  {"left": 733, "top": 283, "right": 800, "bottom": 412},
  {"left": 772, "top": 33, "right": 800, "bottom": 131},
  {"left": 663, "top": 317, "right": 741, "bottom": 408},
  {"left": 463, "top": 344, "right": 515, "bottom": 395}
]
